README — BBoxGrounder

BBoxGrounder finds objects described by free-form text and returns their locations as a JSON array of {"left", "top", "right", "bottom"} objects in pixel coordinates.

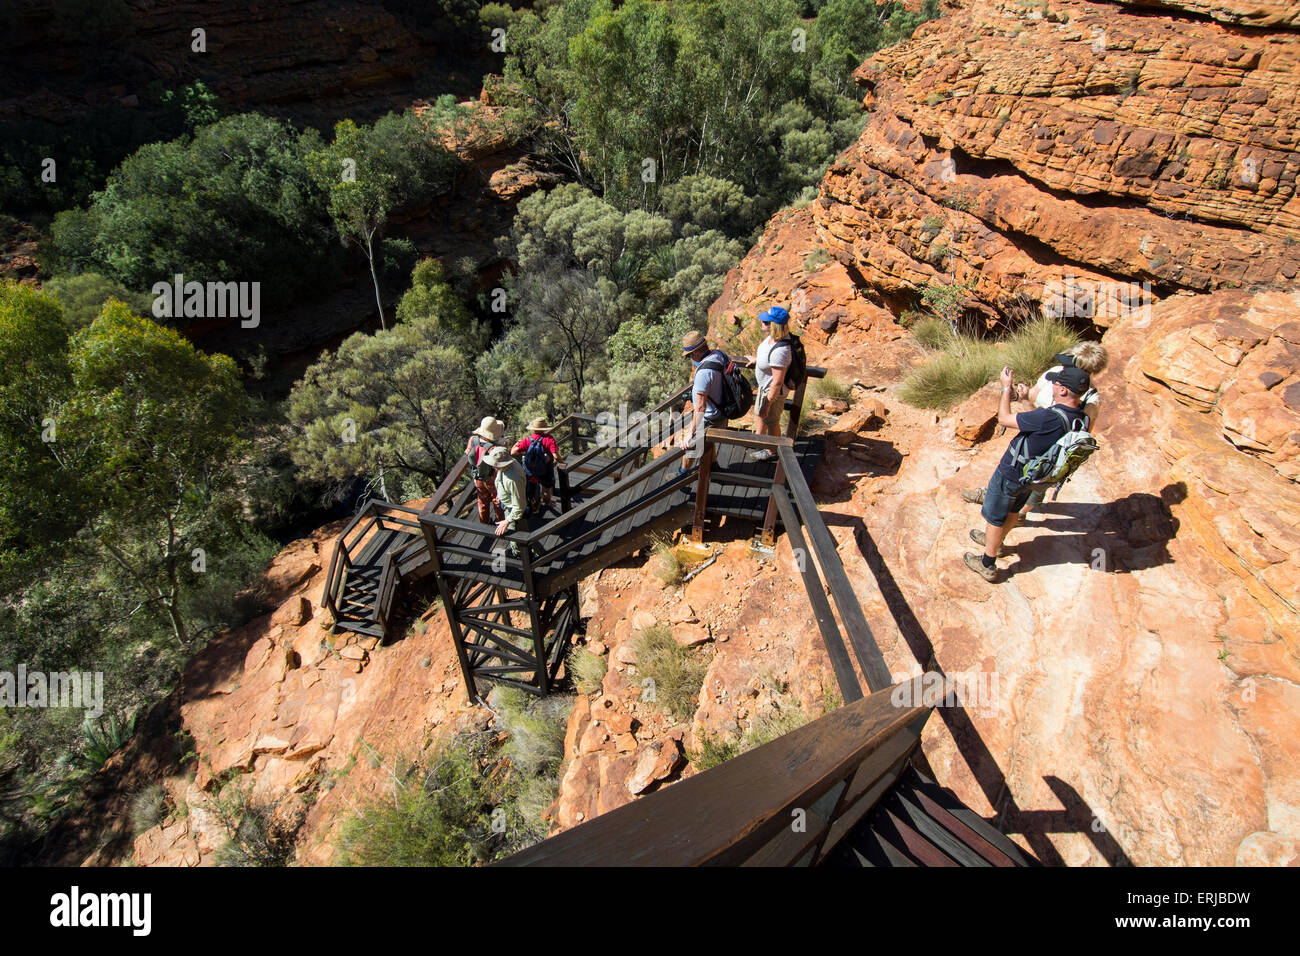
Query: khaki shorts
[{"left": 756, "top": 383, "right": 786, "bottom": 428}]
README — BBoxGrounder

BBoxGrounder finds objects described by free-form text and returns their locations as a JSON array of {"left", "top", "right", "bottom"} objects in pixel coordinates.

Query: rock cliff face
[
  {"left": 791, "top": 0, "right": 1299, "bottom": 327},
  {"left": 1, "top": 0, "right": 489, "bottom": 130}
]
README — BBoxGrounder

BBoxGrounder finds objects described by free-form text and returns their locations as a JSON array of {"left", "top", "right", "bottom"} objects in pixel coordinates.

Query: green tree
[
  {"left": 287, "top": 316, "right": 480, "bottom": 497},
  {"left": 307, "top": 111, "right": 459, "bottom": 330},
  {"left": 44, "top": 113, "right": 338, "bottom": 312}
]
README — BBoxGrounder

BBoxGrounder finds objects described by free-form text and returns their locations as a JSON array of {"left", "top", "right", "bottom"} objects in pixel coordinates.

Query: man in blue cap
[
  {"left": 748, "top": 306, "right": 794, "bottom": 462},
  {"left": 963, "top": 363, "right": 1092, "bottom": 582}
]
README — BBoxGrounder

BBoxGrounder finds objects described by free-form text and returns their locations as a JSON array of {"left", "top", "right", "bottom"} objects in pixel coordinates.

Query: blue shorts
[{"left": 981, "top": 472, "right": 1034, "bottom": 526}]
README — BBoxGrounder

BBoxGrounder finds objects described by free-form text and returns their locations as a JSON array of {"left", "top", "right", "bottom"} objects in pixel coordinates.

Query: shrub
[
  {"left": 211, "top": 783, "right": 303, "bottom": 867},
  {"left": 651, "top": 535, "right": 684, "bottom": 587},
  {"left": 809, "top": 375, "right": 851, "bottom": 403},
  {"left": 130, "top": 783, "right": 170, "bottom": 835},
  {"left": 912, "top": 316, "right": 954, "bottom": 350},
  {"left": 632, "top": 625, "right": 708, "bottom": 723},
  {"left": 336, "top": 736, "right": 498, "bottom": 867},
  {"left": 80, "top": 711, "right": 136, "bottom": 771},
  {"left": 570, "top": 646, "right": 607, "bottom": 696},
  {"left": 898, "top": 336, "right": 1000, "bottom": 410},
  {"left": 1002, "top": 316, "right": 1078, "bottom": 384},
  {"left": 691, "top": 695, "right": 811, "bottom": 771},
  {"left": 921, "top": 214, "right": 944, "bottom": 235},
  {"left": 802, "top": 248, "right": 831, "bottom": 272}
]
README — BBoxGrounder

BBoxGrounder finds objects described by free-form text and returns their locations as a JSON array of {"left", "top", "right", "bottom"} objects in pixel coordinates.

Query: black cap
[
  {"left": 1046, "top": 365, "right": 1091, "bottom": 395},
  {"left": 1052, "top": 352, "right": 1077, "bottom": 367}
]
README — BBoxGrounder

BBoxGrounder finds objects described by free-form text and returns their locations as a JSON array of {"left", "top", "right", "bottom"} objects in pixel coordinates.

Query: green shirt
[{"left": 494, "top": 460, "right": 527, "bottom": 523}]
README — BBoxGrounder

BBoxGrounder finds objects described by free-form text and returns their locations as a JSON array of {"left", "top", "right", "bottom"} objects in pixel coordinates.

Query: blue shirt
[{"left": 693, "top": 349, "right": 729, "bottom": 420}]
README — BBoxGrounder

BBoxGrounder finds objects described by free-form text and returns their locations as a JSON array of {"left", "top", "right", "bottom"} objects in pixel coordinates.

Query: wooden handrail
[
  {"left": 497, "top": 679, "right": 931, "bottom": 866},
  {"left": 776, "top": 443, "right": 891, "bottom": 693},
  {"left": 523, "top": 445, "right": 686, "bottom": 543}
]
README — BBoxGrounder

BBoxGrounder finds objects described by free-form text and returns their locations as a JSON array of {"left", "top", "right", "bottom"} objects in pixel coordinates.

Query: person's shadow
[{"left": 1003, "top": 483, "right": 1185, "bottom": 576}]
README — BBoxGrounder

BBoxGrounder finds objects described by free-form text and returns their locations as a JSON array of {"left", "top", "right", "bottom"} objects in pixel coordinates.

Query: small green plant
[
  {"left": 569, "top": 646, "right": 607, "bottom": 696},
  {"left": 943, "top": 191, "right": 974, "bottom": 212},
  {"left": 912, "top": 316, "right": 955, "bottom": 350},
  {"left": 802, "top": 248, "right": 831, "bottom": 272},
  {"left": 921, "top": 214, "right": 945, "bottom": 235},
  {"left": 651, "top": 534, "right": 685, "bottom": 587},
  {"left": 130, "top": 783, "right": 170, "bottom": 835},
  {"left": 632, "top": 625, "right": 709, "bottom": 723},
  {"left": 691, "top": 694, "right": 812, "bottom": 771},
  {"left": 211, "top": 782, "right": 303, "bottom": 867},
  {"left": 928, "top": 242, "right": 949, "bottom": 267},
  {"left": 80, "top": 711, "right": 137, "bottom": 771},
  {"left": 809, "top": 375, "right": 851, "bottom": 403}
]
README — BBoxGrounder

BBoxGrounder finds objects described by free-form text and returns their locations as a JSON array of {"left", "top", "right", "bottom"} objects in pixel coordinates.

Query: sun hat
[
  {"left": 473, "top": 416, "right": 504, "bottom": 442},
  {"left": 681, "top": 330, "right": 707, "bottom": 355},
  {"left": 482, "top": 445, "right": 513, "bottom": 469},
  {"left": 759, "top": 306, "right": 790, "bottom": 325},
  {"left": 1045, "top": 365, "right": 1091, "bottom": 395},
  {"left": 527, "top": 417, "right": 554, "bottom": 433}
]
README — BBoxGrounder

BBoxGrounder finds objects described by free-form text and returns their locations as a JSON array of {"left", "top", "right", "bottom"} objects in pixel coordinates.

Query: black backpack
[
  {"left": 522, "top": 435, "right": 554, "bottom": 485},
  {"left": 699, "top": 351, "right": 754, "bottom": 421},
  {"left": 468, "top": 435, "right": 492, "bottom": 482},
  {"left": 781, "top": 333, "right": 807, "bottom": 390}
]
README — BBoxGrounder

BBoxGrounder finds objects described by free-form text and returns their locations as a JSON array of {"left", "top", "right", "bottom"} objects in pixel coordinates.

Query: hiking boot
[
  {"left": 963, "top": 551, "right": 999, "bottom": 583},
  {"left": 969, "top": 528, "right": 1006, "bottom": 557},
  {"left": 960, "top": 487, "right": 986, "bottom": 505}
]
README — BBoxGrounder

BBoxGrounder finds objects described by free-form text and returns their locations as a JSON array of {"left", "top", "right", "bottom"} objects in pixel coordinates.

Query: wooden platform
[{"left": 424, "top": 438, "right": 825, "bottom": 598}]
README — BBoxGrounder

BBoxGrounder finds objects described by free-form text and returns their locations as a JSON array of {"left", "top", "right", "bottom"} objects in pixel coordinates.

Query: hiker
[
  {"left": 749, "top": 306, "right": 794, "bottom": 461},
  {"left": 963, "top": 363, "right": 1092, "bottom": 582},
  {"left": 679, "top": 330, "right": 728, "bottom": 467},
  {"left": 512, "top": 417, "right": 562, "bottom": 513},
  {"left": 465, "top": 416, "right": 506, "bottom": 524},
  {"left": 961, "top": 343, "right": 1106, "bottom": 518},
  {"left": 482, "top": 445, "right": 528, "bottom": 556}
]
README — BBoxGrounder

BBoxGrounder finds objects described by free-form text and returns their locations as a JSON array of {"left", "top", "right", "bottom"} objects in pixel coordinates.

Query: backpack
[
  {"left": 522, "top": 435, "right": 555, "bottom": 485},
  {"left": 781, "top": 334, "right": 808, "bottom": 390},
  {"left": 699, "top": 351, "right": 754, "bottom": 421},
  {"left": 468, "top": 435, "right": 491, "bottom": 482},
  {"left": 1011, "top": 407, "right": 1100, "bottom": 499}
]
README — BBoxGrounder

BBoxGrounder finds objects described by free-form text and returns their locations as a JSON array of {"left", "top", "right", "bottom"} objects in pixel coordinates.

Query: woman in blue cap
[{"left": 749, "top": 305, "right": 794, "bottom": 462}]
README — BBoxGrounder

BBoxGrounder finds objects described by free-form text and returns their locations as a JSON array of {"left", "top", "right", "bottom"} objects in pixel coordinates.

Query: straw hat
[
  {"left": 473, "top": 416, "right": 504, "bottom": 442},
  {"left": 527, "top": 417, "right": 553, "bottom": 433},
  {"left": 482, "top": 445, "right": 513, "bottom": 469},
  {"left": 681, "top": 330, "right": 706, "bottom": 355}
]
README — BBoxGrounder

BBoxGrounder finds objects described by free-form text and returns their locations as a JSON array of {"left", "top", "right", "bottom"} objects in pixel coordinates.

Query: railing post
[
  {"left": 784, "top": 380, "right": 807, "bottom": 441},
  {"left": 570, "top": 418, "right": 579, "bottom": 455},
  {"left": 760, "top": 455, "right": 785, "bottom": 548},
  {"left": 558, "top": 464, "right": 572, "bottom": 514},
  {"left": 690, "top": 437, "right": 713, "bottom": 545},
  {"left": 519, "top": 533, "right": 549, "bottom": 696}
]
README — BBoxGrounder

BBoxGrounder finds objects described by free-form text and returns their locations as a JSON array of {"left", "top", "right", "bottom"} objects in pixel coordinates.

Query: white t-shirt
[
  {"left": 756, "top": 337, "right": 792, "bottom": 392},
  {"left": 1035, "top": 365, "right": 1100, "bottom": 422}
]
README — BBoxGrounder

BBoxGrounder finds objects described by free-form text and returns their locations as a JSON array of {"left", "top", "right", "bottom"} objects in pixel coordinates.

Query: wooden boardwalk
[{"left": 426, "top": 438, "right": 825, "bottom": 598}]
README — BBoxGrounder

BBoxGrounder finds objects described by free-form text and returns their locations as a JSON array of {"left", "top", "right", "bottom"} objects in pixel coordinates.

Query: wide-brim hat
[
  {"left": 482, "top": 445, "right": 513, "bottom": 469},
  {"left": 682, "top": 330, "right": 706, "bottom": 355},
  {"left": 527, "top": 417, "right": 553, "bottom": 433},
  {"left": 1046, "top": 365, "right": 1091, "bottom": 395},
  {"left": 473, "top": 416, "right": 504, "bottom": 441}
]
